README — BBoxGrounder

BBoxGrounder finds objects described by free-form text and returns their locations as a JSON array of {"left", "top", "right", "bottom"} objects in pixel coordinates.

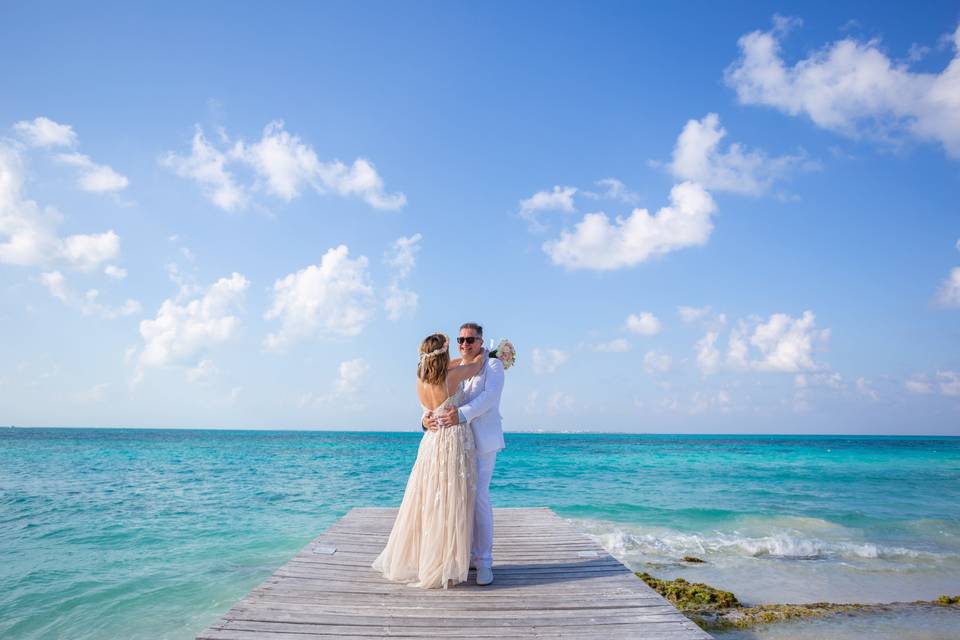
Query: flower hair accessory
[{"left": 419, "top": 333, "right": 449, "bottom": 363}]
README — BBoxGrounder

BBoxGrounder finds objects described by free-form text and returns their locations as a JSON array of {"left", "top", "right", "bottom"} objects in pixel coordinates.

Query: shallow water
[{"left": 2, "top": 429, "right": 959, "bottom": 638}]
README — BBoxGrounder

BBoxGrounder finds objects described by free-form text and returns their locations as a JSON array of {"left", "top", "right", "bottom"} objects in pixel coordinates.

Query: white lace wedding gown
[{"left": 372, "top": 387, "right": 477, "bottom": 588}]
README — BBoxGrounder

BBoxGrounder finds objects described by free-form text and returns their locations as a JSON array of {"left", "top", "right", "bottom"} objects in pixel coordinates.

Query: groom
[{"left": 423, "top": 322, "right": 505, "bottom": 586}]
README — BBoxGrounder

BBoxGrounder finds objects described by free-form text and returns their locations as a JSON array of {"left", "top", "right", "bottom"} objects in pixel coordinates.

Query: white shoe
[{"left": 476, "top": 565, "right": 493, "bottom": 586}]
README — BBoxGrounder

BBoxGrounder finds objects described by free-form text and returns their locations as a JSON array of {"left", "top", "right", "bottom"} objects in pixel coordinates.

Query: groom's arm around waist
[{"left": 458, "top": 359, "right": 505, "bottom": 424}]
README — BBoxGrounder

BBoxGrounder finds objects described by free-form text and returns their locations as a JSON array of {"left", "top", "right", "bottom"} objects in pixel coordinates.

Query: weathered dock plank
[{"left": 198, "top": 507, "right": 711, "bottom": 640}]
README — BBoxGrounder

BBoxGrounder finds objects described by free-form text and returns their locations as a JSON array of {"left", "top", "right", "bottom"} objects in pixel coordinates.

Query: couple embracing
[{"left": 372, "top": 322, "right": 508, "bottom": 589}]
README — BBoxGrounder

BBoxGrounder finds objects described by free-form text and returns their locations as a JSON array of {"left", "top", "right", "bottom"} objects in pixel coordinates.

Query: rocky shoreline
[{"left": 636, "top": 570, "right": 960, "bottom": 632}]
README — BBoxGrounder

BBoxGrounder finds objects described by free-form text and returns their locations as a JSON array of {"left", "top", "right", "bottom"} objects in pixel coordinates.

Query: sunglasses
[{"left": 457, "top": 336, "right": 482, "bottom": 345}]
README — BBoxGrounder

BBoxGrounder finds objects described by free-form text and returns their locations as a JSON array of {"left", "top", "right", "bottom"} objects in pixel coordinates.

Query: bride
[{"left": 372, "top": 332, "right": 486, "bottom": 589}]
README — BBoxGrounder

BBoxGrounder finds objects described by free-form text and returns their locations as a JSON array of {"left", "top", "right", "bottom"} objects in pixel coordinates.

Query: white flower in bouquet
[{"left": 490, "top": 339, "right": 516, "bottom": 370}]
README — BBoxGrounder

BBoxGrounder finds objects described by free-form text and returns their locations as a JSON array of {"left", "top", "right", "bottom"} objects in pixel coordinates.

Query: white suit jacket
[{"left": 459, "top": 353, "right": 505, "bottom": 454}]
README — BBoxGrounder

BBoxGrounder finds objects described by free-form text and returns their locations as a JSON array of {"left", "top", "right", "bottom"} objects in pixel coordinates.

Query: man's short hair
[{"left": 460, "top": 322, "right": 483, "bottom": 336}]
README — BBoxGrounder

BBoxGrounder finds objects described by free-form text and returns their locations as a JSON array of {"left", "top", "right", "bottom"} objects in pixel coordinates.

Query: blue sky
[{"left": 1, "top": 2, "right": 958, "bottom": 433}]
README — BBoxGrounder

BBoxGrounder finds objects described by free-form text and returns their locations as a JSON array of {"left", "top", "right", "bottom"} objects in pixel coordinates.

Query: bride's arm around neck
[{"left": 445, "top": 351, "right": 486, "bottom": 392}]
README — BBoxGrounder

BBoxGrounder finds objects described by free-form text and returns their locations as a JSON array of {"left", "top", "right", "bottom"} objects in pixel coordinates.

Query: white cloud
[
  {"left": 162, "top": 126, "right": 247, "bottom": 211},
  {"left": 748, "top": 311, "right": 821, "bottom": 372},
  {"left": 696, "top": 331, "right": 721, "bottom": 374},
  {"left": 136, "top": 272, "right": 248, "bottom": 380},
  {"left": 164, "top": 121, "right": 405, "bottom": 211},
  {"left": 519, "top": 185, "right": 577, "bottom": 231},
  {"left": 643, "top": 350, "right": 673, "bottom": 375},
  {"left": 383, "top": 234, "right": 421, "bottom": 320},
  {"left": 55, "top": 152, "right": 129, "bottom": 193},
  {"left": 592, "top": 338, "right": 632, "bottom": 353},
  {"left": 696, "top": 313, "right": 826, "bottom": 375},
  {"left": 384, "top": 233, "right": 422, "bottom": 280},
  {"left": 591, "top": 178, "right": 642, "bottom": 204},
  {"left": 532, "top": 347, "right": 569, "bottom": 374},
  {"left": 14, "top": 117, "right": 77, "bottom": 148},
  {"left": 40, "top": 270, "right": 141, "bottom": 319},
  {"left": 1, "top": 143, "right": 123, "bottom": 270},
  {"left": 543, "top": 181, "right": 716, "bottom": 270},
  {"left": 520, "top": 185, "right": 577, "bottom": 215},
  {"left": 61, "top": 231, "right": 120, "bottom": 271},
  {"left": 384, "top": 286, "right": 418, "bottom": 321},
  {"left": 104, "top": 264, "right": 127, "bottom": 279},
  {"left": 905, "top": 374, "right": 933, "bottom": 394},
  {"left": 299, "top": 358, "right": 370, "bottom": 408},
  {"left": 626, "top": 312, "right": 661, "bottom": 335},
  {"left": 679, "top": 305, "right": 711, "bottom": 324},
  {"left": 678, "top": 305, "right": 727, "bottom": 329},
  {"left": 936, "top": 267, "right": 960, "bottom": 307},
  {"left": 938, "top": 371, "right": 960, "bottom": 396},
  {"left": 726, "top": 19, "right": 960, "bottom": 157},
  {"left": 264, "top": 245, "right": 374, "bottom": 350},
  {"left": 668, "top": 113, "right": 807, "bottom": 195},
  {"left": 335, "top": 358, "right": 369, "bottom": 395},
  {"left": 688, "top": 390, "right": 731, "bottom": 415},
  {"left": 186, "top": 359, "right": 219, "bottom": 384}
]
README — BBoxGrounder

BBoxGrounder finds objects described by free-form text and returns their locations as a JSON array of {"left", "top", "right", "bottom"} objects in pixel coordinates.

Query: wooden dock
[{"left": 198, "top": 507, "right": 712, "bottom": 639}]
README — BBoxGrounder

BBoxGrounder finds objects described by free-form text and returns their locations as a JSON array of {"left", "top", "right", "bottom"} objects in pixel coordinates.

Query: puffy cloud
[
  {"left": 383, "top": 234, "right": 421, "bottom": 320},
  {"left": 40, "top": 270, "right": 141, "bottom": 319},
  {"left": 748, "top": 311, "right": 820, "bottom": 372},
  {"left": 520, "top": 185, "right": 577, "bottom": 215},
  {"left": 162, "top": 126, "right": 247, "bottom": 211},
  {"left": 696, "top": 311, "right": 826, "bottom": 374},
  {"left": 104, "top": 264, "right": 127, "bottom": 279},
  {"left": 668, "top": 113, "right": 808, "bottom": 195},
  {"left": 695, "top": 331, "right": 721, "bottom": 374},
  {"left": 625, "top": 311, "right": 661, "bottom": 335},
  {"left": 335, "top": 358, "right": 369, "bottom": 395},
  {"left": 384, "top": 233, "right": 422, "bottom": 280},
  {"left": 678, "top": 305, "right": 727, "bottom": 329},
  {"left": 726, "top": 18, "right": 960, "bottom": 157},
  {"left": 588, "top": 178, "right": 642, "bottom": 204},
  {"left": 264, "top": 245, "right": 374, "bottom": 350},
  {"left": 532, "top": 347, "right": 568, "bottom": 374},
  {"left": 1, "top": 144, "right": 122, "bottom": 270},
  {"left": 936, "top": 267, "right": 960, "bottom": 307},
  {"left": 61, "top": 231, "right": 120, "bottom": 271},
  {"left": 164, "top": 121, "right": 405, "bottom": 211},
  {"left": 136, "top": 272, "right": 248, "bottom": 379},
  {"left": 543, "top": 182, "right": 716, "bottom": 270},
  {"left": 592, "top": 338, "right": 632, "bottom": 353},
  {"left": 13, "top": 117, "right": 77, "bottom": 148},
  {"left": 56, "top": 152, "right": 129, "bottom": 192},
  {"left": 643, "top": 350, "right": 673, "bottom": 375},
  {"left": 384, "top": 286, "right": 417, "bottom": 321},
  {"left": 299, "top": 358, "right": 370, "bottom": 408},
  {"left": 519, "top": 185, "right": 577, "bottom": 231}
]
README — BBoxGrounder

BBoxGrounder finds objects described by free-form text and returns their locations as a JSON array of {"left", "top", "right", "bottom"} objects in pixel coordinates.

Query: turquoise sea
[{"left": 2, "top": 428, "right": 959, "bottom": 639}]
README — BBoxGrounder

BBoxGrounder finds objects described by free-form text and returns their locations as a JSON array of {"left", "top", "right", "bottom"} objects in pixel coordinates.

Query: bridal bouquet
[{"left": 489, "top": 339, "right": 516, "bottom": 370}]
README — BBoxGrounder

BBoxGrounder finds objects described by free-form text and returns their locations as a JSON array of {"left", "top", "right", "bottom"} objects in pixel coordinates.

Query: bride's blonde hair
[{"left": 417, "top": 333, "right": 449, "bottom": 385}]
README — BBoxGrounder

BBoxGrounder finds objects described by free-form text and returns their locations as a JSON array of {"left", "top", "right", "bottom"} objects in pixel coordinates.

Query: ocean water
[{"left": 2, "top": 428, "right": 959, "bottom": 639}]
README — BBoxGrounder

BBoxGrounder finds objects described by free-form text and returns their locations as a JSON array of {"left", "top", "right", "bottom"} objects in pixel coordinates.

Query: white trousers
[{"left": 471, "top": 450, "right": 497, "bottom": 568}]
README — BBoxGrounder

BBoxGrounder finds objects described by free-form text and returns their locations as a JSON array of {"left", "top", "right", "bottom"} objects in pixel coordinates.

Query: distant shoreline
[{"left": 4, "top": 425, "right": 958, "bottom": 438}]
